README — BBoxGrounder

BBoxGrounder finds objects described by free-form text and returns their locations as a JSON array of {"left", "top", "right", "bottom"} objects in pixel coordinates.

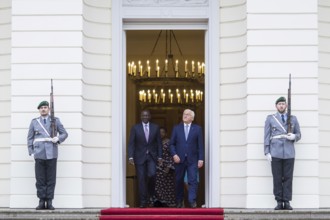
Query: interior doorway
[{"left": 125, "top": 30, "right": 205, "bottom": 207}]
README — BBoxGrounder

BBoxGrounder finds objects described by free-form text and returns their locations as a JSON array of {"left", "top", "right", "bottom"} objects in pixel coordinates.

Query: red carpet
[{"left": 99, "top": 208, "right": 224, "bottom": 220}]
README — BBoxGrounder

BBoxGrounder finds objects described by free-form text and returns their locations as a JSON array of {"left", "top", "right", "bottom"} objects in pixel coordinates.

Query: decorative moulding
[{"left": 123, "top": 0, "right": 209, "bottom": 7}]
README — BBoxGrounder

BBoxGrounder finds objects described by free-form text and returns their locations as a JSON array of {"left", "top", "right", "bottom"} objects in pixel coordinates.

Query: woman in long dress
[{"left": 153, "top": 127, "right": 176, "bottom": 207}]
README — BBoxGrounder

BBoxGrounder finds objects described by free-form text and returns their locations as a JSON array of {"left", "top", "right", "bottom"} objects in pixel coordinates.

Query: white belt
[
  {"left": 33, "top": 138, "right": 52, "bottom": 144},
  {"left": 271, "top": 134, "right": 287, "bottom": 139}
]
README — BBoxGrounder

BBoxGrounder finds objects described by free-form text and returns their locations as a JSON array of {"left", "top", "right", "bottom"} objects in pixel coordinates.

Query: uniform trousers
[
  {"left": 271, "top": 157, "right": 294, "bottom": 202},
  {"left": 35, "top": 158, "right": 57, "bottom": 200}
]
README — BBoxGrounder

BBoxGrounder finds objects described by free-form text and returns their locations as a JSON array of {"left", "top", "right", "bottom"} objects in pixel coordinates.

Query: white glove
[
  {"left": 31, "top": 154, "right": 34, "bottom": 157},
  {"left": 266, "top": 153, "right": 272, "bottom": 163},
  {"left": 286, "top": 133, "right": 296, "bottom": 141},
  {"left": 52, "top": 137, "right": 59, "bottom": 143}
]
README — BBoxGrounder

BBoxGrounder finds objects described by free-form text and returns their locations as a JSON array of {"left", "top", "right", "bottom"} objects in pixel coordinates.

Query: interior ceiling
[
  {"left": 126, "top": 30, "right": 205, "bottom": 96},
  {"left": 126, "top": 30, "right": 205, "bottom": 61}
]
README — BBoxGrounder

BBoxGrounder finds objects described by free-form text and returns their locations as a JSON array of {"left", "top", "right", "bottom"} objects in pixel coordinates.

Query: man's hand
[
  {"left": 52, "top": 137, "right": 59, "bottom": 143},
  {"left": 173, "top": 154, "right": 180, "bottom": 163},
  {"left": 266, "top": 153, "right": 272, "bottom": 163},
  {"left": 198, "top": 160, "right": 204, "bottom": 168},
  {"left": 158, "top": 158, "right": 163, "bottom": 166},
  {"left": 128, "top": 158, "right": 135, "bottom": 165},
  {"left": 286, "top": 133, "right": 296, "bottom": 141}
]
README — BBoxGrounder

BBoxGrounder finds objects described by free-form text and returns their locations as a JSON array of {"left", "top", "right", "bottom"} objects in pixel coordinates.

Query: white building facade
[{"left": 0, "top": 0, "right": 330, "bottom": 209}]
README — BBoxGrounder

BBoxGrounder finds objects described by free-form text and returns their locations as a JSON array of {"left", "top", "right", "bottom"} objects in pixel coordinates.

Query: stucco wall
[
  {"left": 219, "top": 0, "right": 248, "bottom": 208},
  {"left": 219, "top": 0, "right": 319, "bottom": 208},
  {"left": 0, "top": 0, "right": 11, "bottom": 208},
  {"left": 246, "top": 0, "right": 318, "bottom": 208},
  {"left": 82, "top": 0, "right": 112, "bottom": 207},
  {"left": 318, "top": 0, "right": 330, "bottom": 208},
  {"left": 0, "top": 0, "right": 329, "bottom": 209},
  {"left": 10, "top": 0, "right": 83, "bottom": 208}
]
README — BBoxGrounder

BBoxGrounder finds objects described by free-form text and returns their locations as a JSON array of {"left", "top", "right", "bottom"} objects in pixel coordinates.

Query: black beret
[
  {"left": 275, "top": 96, "right": 286, "bottom": 104},
  {"left": 37, "top": 101, "right": 49, "bottom": 109}
]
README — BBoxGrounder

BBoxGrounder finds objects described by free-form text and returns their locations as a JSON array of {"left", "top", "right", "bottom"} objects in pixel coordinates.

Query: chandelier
[{"left": 128, "top": 30, "right": 204, "bottom": 107}]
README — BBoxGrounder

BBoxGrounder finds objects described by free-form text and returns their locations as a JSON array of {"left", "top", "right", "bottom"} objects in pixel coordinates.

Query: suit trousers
[
  {"left": 271, "top": 157, "right": 294, "bottom": 202},
  {"left": 174, "top": 157, "right": 199, "bottom": 204},
  {"left": 135, "top": 154, "right": 157, "bottom": 205},
  {"left": 35, "top": 158, "right": 57, "bottom": 200}
]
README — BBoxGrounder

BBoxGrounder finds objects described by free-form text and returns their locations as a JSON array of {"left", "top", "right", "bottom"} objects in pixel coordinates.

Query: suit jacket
[
  {"left": 128, "top": 122, "right": 162, "bottom": 165},
  {"left": 264, "top": 112, "right": 301, "bottom": 159},
  {"left": 27, "top": 116, "right": 68, "bottom": 160},
  {"left": 170, "top": 123, "right": 204, "bottom": 164}
]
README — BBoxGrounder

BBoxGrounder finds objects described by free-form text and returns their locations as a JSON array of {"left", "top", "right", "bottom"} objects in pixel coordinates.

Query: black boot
[
  {"left": 36, "top": 199, "right": 46, "bottom": 210},
  {"left": 274, "top": 201, "right": 283, "bottom": 210},
  {"left": 284, "top": 201, "right": 293, "bottom": 210},
  {"left": 46, "top": 199, "right": 55, "bottom": 210}
]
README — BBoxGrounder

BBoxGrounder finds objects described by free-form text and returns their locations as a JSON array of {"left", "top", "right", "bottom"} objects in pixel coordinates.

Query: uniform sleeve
[
  {"left": 292, "top": 116, "right": 301, "bottom": 142},
  {"left": 56, "top": 118, "right": 68, "bottom": 144},
  {"left": 27, "top": 120, "right": 35, "bottom": 155},
  {"left": 264, "top": 115, "right": 272, "bottom": 155}
]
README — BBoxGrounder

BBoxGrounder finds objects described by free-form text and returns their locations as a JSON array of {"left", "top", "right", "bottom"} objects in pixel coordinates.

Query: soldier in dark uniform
[
  {"left": 27, "top": 101, "right": 68, "bottom": 210},
  {"left": 264, "top": 96, "right": 301, "bottom": 210}
]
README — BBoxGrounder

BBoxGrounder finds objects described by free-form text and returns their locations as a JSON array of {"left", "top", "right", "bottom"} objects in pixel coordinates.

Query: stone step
[
  {"left": 2, "top": 208, "right": 330, "bottom": 220},
  {"left": 225, "top": 209, "right": 330, "bottom": 220},
  {"left": 0, "top": 209, "right": 100, "bottom": 220}
]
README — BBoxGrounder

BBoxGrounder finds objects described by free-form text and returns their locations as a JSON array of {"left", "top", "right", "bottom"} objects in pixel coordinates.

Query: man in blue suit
[
  {"left": 170, "top": 109, "right": 204, "bottom": 208},
  {"left": 128, "top": 110, "right": 163, "bottom": 208}
]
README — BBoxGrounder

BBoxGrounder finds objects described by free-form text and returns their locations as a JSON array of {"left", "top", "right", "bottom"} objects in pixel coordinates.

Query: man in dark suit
[
  {"left": 128, "top": 110, "right": 163, "bottom": 208},
  {"left": 170, "top": 109, "right": 204, "bottom": 208}
]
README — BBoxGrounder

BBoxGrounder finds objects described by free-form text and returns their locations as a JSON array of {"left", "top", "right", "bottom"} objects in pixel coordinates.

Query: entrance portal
[{"left": 125, "top": 30, "right": 205, "bottom": 207}]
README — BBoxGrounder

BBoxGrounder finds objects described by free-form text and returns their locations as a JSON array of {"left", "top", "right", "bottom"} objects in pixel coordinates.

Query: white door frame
[{"left": 111, "top": 0, "right": 220, "bottom": 208}]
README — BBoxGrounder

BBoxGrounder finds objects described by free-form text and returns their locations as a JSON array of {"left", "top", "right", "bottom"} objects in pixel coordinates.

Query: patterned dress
[{"left": 154, "top": 137, "right": 176, "bottom": 207}]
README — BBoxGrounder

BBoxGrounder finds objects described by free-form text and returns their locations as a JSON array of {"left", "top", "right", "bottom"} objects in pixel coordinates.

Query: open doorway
[{"left": 125, "top": 30, "right": 205, "bottom": 207}]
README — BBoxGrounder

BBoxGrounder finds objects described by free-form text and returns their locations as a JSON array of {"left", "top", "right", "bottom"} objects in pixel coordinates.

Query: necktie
[
  {"left": 281, "top": 114, "right": 285, "bottom": 123},
  {"left": 43, "top": 118, "right": 46, "bottom": 124},
  {"left": 144, "top": 124, "right": 149, "bottom": 142},
  {"left": 185, "top": 125, "right": 189, "bottom": 140}
]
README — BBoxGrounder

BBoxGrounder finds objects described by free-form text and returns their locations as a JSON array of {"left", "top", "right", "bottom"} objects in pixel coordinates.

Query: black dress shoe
[
  {"left": 47, "top": 200, "right": 55, "bottom": 210},
  {"left": 176, "top": 201, "right": 183, "bottom": 208},
  {"left": 284, "top": 201, "right": 293, "bottom": 210},
  {"left": 36, "top": 199, "right": 46, "bottom": 210},
  {"left": 274, "top": 201, "right": 283, "bottom": 210},
  {"left": 189, "top": 201, "right": 197, "bottom": 208}
]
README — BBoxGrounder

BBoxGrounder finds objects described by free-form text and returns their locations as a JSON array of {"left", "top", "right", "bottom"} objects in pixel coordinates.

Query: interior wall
[
  {"left": 0, "top": 0, "right": 11, "bottom": 207},
  {"left": 318, "top": 0, "right": 330, "bottom": 208}
]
